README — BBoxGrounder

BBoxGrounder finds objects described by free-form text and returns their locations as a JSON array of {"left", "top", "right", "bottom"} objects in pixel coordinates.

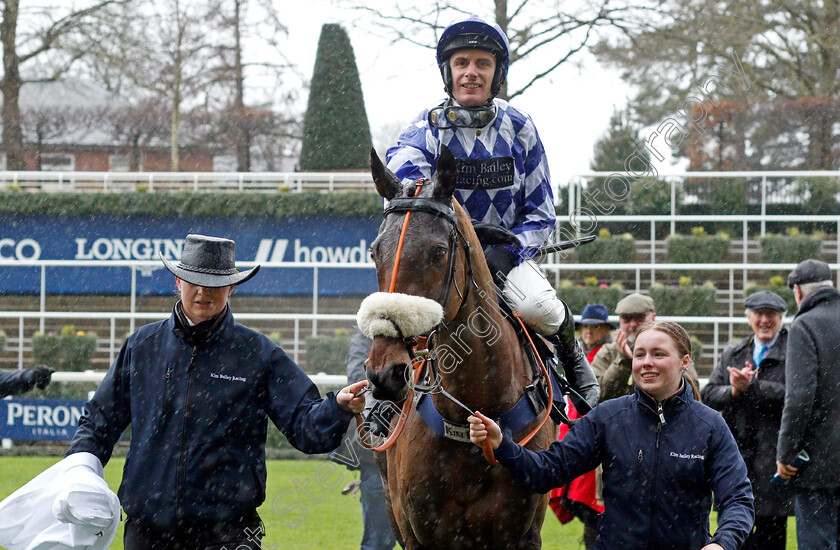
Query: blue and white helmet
[{"left": 436, "top": 15, "right": 510, "bottom": 100}]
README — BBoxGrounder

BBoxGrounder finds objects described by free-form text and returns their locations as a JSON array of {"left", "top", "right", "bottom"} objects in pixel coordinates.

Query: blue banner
[
  {"left": 0, "top": 398, "right": 87, "bottom": 440},
  {"left": 0, "top": 215, "right": 380, "bottom": 295}
]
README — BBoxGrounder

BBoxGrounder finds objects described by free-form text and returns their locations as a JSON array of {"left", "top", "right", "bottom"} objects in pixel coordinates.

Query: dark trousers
[
  {"left": 796, "top": 488, "right": 840, "bottom": 550},
  {"left": 743, "top": 515, "right": 787, "bottom": 550},
  {"left": 124, "top": 516, "right": 263, "bottom": 550},
  {"left": 359, "top": 464, "right": 396, "bottom": 550}
]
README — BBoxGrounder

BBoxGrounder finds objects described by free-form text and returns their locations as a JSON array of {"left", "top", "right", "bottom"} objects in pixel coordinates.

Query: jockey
[{"left": 386, "top": 14, "right": 599, "bottom": 412}]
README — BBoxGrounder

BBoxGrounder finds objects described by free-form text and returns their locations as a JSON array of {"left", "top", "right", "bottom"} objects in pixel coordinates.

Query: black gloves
[
  {"left": 27, "top": 365, "right": 55, "bottom": 390},
  {"left": 484, "top": 246, "right": 516, "bottom": 287},
  {"left": 472, "top": 221, "right": 520, "bottom": 248}
]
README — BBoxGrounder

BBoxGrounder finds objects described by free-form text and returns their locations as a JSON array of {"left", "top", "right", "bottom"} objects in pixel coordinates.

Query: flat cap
[
  {"left": 615, "top": 293, "right": 655, "bottom": 315},
  {"left": 744, "top": 291, "right": 787, "bottom": 312},
  {"left": 787, "top": 259, "right": 832, "bottom": 288}
]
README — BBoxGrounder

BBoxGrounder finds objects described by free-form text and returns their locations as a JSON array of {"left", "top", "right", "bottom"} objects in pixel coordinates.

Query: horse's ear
[
  {"left": 370, "top": 148, "right": 401, "bottom": 200},
  {"left": 433, "top": 144, "right": 458, "bottom": 199}
]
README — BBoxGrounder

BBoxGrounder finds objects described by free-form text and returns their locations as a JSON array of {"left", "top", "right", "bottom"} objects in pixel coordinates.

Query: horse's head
[{"left": 358, "top": 146, "right": 475, "bottom": 402}]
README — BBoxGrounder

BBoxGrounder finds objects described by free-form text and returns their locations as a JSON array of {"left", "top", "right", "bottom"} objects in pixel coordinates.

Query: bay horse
[{"left": 358, "top": 146, "right": 555, "bottom": 549}]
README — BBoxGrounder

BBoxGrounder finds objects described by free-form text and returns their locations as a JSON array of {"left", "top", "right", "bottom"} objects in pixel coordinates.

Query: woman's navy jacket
[
  {"left": 496, "top": 383, "right": 754, "bottom": 550},
  {"left": 67, "top": 306, "right": 354, "bottom": 527}
]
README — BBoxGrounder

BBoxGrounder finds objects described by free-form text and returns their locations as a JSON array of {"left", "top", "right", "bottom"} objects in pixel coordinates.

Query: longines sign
[{"left": 0, "top": 215, "right": 379, "bottom": 295}]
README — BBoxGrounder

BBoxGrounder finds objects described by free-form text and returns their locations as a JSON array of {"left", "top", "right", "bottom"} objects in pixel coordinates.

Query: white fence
[
  {"left": 0, "top": 309, "right": 760, "bottom": 376},
  {"left": 0, "top": 171, "right": 374, "bottom": 193},
  {"left": 566, "top": 170, "right": 840, "bottom": 235}
]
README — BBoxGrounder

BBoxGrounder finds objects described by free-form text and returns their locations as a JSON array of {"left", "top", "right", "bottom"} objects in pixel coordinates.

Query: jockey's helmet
[{"left": 436, "top": 15, "right": 510, "bottom": 101}]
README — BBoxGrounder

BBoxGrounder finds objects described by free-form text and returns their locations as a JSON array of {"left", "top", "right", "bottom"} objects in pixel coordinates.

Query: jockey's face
[{"left": 449, "top": 49, "right": 495, "bottom": 107}]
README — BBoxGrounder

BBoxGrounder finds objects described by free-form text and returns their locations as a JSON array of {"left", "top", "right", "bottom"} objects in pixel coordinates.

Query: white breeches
[{"left": 502, "top": 259, "right": 566, "bottom": 335}]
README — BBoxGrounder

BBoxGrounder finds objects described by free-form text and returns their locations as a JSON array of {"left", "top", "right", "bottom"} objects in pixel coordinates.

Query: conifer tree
[{"left": 299, "top": 24, "right": 372, "bottom": 171}]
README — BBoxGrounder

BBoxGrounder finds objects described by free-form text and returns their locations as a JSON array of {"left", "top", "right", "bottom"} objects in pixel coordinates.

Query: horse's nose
[{"left": 366, "top": 361, "right": 408, "bottom": 400}]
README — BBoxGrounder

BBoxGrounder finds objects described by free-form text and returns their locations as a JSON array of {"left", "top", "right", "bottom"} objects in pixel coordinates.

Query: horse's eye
[{"left": 431, "top": 246, "right": 448, "bottom": 263}]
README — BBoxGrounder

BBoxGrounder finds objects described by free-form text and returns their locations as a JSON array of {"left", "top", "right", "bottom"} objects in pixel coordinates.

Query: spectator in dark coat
[
  {"left": 703, "top": 291, "right": 792, "bottom": 549},
  {"left": 776, "top": 259, "right": 840, "bottom": 548},
  {"left": 343, "top": 328, "right": 396, "bottom": 550},
  {"left": 0, "top": 365, "right": 54, "bottom": 397}
]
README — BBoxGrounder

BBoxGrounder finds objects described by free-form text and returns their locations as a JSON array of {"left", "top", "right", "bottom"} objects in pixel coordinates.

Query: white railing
[
  {"left": 0, "top": 310, "right": 357, "bottom": 367},
  {"left": 4, "top": 169, "right": 839, "bottom": 211},
  {"left": 0, "top": 311, "right": 765, "bottom": 377},
  {"left": 0, "top": 171, "right": 374, "bottom": 193},
  {"left": 1, "top": 250, "right": 837, "bottom": 334},
  {"left": 566, "top": 170, "right": 840, "bottom": 235}
]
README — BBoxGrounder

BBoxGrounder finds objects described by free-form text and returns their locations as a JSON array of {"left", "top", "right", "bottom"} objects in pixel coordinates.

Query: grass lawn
[{"left": 0, "top": 456, "right": 797, "bottom": 549}]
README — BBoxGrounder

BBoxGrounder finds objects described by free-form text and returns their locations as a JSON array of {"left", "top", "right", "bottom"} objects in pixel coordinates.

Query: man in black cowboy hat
[{"left": 66, "top": 234, "right": 367, "bottom": 550}]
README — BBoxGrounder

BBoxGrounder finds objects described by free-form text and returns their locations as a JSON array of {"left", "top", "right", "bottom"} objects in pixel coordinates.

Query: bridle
[
  {"left": 358, "top": 180, "right": 477, "bottom": 452},
  {"left": 382, "top": 186, "right": 476, "bottom": 322},
  {"left": 360, "top": 180, "right": 553, "bottom": 465}
]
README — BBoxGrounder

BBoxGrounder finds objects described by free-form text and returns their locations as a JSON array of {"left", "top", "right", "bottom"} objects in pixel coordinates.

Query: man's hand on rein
[{"left": 337, "top": 380, "right": 369, "bottom": 414}]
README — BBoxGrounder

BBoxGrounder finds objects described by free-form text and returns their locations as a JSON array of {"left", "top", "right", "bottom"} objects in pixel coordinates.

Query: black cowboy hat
[{"left": 160, "top": 234, "right": 260, "bottom": 288}]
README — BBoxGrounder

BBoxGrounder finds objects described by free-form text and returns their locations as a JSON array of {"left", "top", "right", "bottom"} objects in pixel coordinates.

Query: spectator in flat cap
[
  {"left": 66, "top": 234, "right": 368, "bottom": 549},
  {"left": 777, "top": 259, "right": 840, "bottom": 548},
  {"left": 590, "top": 293, "right": 699, "bottom": 402},
  {"left": 702, "top": 290, "right": 791, "bottom": 549}
]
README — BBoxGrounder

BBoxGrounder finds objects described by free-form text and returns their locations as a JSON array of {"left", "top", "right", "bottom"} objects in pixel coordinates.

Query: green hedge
[
  {"left": 665, "top": 231, "right": 731, "bottom": 264},
  {"left": 759, "top": 233, "right": 822, "bottom": 264},
  {"left": 0, "top": 191, "right": 382, "bottom": 219},
  {"left": 649, "top": 282, "right": 717, "bottom": 316},
  {"left": 575, "top": 233, "right": 636, "bottom": 264},
  {"left": 0, "top": 330, "right": 5, "bottom": 352},
  {"left": 32, "top": 326, "right": 97, "bottom": 372},
  {"left": 304, "top": 329, "right": 352, "bottom": 375},
  {"left": 556, "top": 282, "right": 625, "bottom": 314}
]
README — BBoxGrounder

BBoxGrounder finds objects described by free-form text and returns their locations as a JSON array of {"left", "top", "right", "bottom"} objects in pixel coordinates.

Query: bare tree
[
  {"left": 203, "top": 0, "right": 299, "bottom": 171},
  {"left": 338, "top": 0, "right": 651, "bottom": 101},
  {"left": 0, "top": 0, "right": 127, "bottom": 170},
  {"left": 596, "top": 0, "right": 840, "bottom": 169}
]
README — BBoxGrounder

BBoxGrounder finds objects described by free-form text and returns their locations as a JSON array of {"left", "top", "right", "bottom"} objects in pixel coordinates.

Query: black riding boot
[{"left": 545, "top": 301, "right": 600, "bottom": 414}]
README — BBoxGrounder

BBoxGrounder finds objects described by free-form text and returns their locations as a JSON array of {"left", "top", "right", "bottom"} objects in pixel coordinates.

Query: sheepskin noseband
[{"left": 357, "top": 292, "right": 444, "bottom": 339}]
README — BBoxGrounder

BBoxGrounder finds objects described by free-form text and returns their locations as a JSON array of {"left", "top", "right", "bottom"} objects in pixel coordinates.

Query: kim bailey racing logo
[{"left": 0, "top": 237, "right": 372, "bottom": 265}]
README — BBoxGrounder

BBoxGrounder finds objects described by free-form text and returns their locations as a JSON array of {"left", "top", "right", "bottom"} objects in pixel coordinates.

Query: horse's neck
[{"left": 435, "top": 287, "right": 529, "bottom": 417}]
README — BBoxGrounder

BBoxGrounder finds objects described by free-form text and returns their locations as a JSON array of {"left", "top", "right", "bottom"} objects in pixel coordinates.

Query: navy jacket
[
  {"left": 702, "top": 329, "right": 793, "bottom": 516},
  {"left": 68, "top": 306, "right": 354, "bottom": 527},
  {"left": 0, "top": 370, "right": 36, "bottom": 398},
  {"left": 495, "top": 383, "right": 754, "bottom": 550}
]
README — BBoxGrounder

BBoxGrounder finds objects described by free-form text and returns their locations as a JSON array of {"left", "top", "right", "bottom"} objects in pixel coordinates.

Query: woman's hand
[
  {"left": 468, "top": 411, "right": 503, "bottom": 450},
  {"left": 337, "top": 380, "right": 368, "bottom": 414}
]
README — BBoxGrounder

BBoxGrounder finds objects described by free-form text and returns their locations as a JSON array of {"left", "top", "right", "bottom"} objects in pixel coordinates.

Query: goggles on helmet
[{"left": 428, "top": 102, "right": 497, "bottom": 130}]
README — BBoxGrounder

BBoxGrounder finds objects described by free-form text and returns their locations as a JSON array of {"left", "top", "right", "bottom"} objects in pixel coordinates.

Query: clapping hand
[{"left": 727, "top": 362, "right": 755, "bottom": 396}]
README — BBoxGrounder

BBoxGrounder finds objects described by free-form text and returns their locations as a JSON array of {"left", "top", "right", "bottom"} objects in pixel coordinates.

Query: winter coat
[
  {"left": 495, "top": 383, "right": 755, "bottom": 550},
  {"left": 386, "top": 97, "right": 555, "bottom": 256},
  {"left": 777, "top": 286, "right": 840, "bottom": 489},
  {"left": 701, "top": 329, "right": 793, "bottom": 516},
  {"left": 67, "top": 306, "right": 354, "bottom": 527},
  {"left": 0, "top": 369, "right": 37, "bottom": 398}
]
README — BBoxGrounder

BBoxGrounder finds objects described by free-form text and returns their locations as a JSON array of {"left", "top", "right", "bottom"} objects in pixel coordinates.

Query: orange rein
[
  {"left": 478, "top": 312, "right": 554, "bottom": 466},
  {"left": 356, "top": 181, "right": 425, "bottom": 452}
]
